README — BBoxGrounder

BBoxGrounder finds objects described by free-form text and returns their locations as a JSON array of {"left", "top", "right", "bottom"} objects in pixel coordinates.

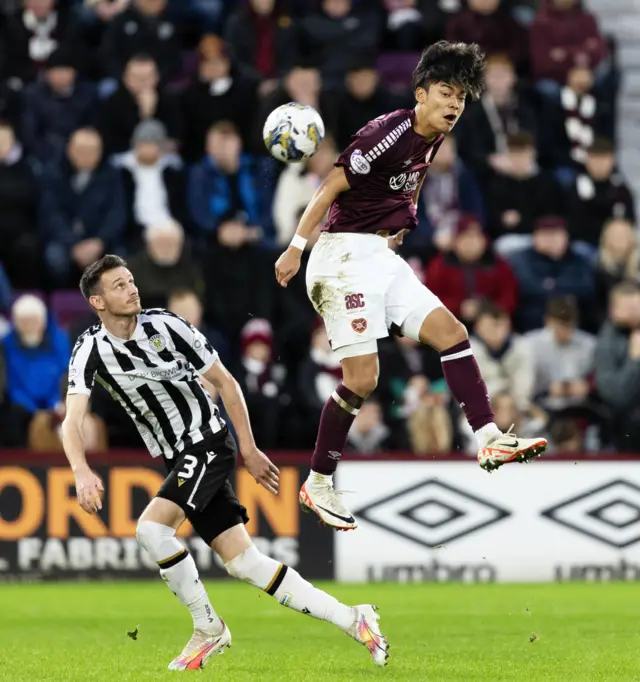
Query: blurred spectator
[
  {"left": 127, "top": 220, "right": 203, "bottom": 309},
  {"left": 548, "top": 417, "right": 584, "bottom": 452},
  {"left": 326, "top": 61, "right": 400, "bottom": 151},
  {"left": 1, "top": 0, "right": 76, "bottom": 86},
  {"left": 40, "top": 128, "right": 126, "bottom": 286},
  {"left": 98, "top": 53, "right": 183, "bottom": 155},
  {"left": 507, "top": 216, "right": 595, "bottom": 332},
  {"left": 113, "top": 119, "right": 187, "bottom": 252},
  {"left": 167, "top": 288, "right": 228, "bottom": 363},
  {"left": 530, "top": 0, "right": 606, "bottom": 87},
  {"left": 567, "top": 138, "right": 635, "bottom": 252},
  {"left": 0, "top": 120, "right": 40, "bottom": 289},
  {"left": 383, "top": 0, "right": 428, "bottom": 52},
  {"left": 181, "top": 34, "right": 257, "bottom": 162},
  {"left": 426, "top": 214, "right": 518, "bottom": 326},
  {"left": 0, "top": 263, "right": 12, "bottom": 316},
  {"left": 225, "top": 0, "right": 297, "bottom": 88},
  {"left": 401, "top": 375, "right": 453, "bottom": 454},
  {"left": 538, "top": 66, "right": 614, "bottom": 176},
  {"left": 297, "top": 0, "right": 382, "bottom": 88},
  {"left": 446, "top": 0, "right": 528, "bottom": 74},
  {"left": 485, "top": 132, "right": 565, "bottom": 255},
  {"left": 595, "top": 218, "right": 640, "bottom": 322},
  {"left": 165, "top": 0, "right": 225, "bottom": 34},
  {"left": 456, "top": 55, "right": 536, "bottom": 177},
  {"left": 188, "top": 121, "right": 273, "bottom": 248},
  {"left": 261, "top": 66, "right": 330, "bottom": 136},
  {"left": 471, "top": 301, "right": 534, "bottom": 410},
  {"left": 298, "top": 319, "right": 342, "bottom": 429},
  {"left": 235, "top": 317, "right": 286, "bottom": 448},
  {"left": 29, "top": 373, "right": 108, "bottom": 452},
  {"left": 101, "top": 0, "right": 182, "bottom": 82},
  {"left": 272, "top": 225, "right": 321, "bottom": 373},
  {"left": 410, "top": 135, "right": 484, "bottom": 251},
  {"left": 525, "top": 296, "right": 595, "bottom": 411},
  {"left": 0, "top": 294, "right": 70, "bottom": 447},
  {"left": 273, "top": 137, "right": 336, "bottom": 246},
  {"left": 594, "top": 282, "right": 640, "bottom": 452},
  {"left": 21, "top": 48, "right": 97, "bottom": 164},
  {"left": 346, "top": 398, "right": 393, "bottom": 453}
]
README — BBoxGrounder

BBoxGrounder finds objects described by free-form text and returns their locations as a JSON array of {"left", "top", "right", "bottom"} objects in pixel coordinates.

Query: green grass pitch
[{"left": 1, "top": 581, "right": 639, "bottom": 681}]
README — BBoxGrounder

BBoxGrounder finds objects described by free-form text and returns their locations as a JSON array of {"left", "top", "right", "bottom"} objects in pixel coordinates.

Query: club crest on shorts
[
  {"left": 149, "top": 333, "right": 167, "bottom": 352},
  {"left": 351, "top": 318, "right": 367, "bottom": 334}
]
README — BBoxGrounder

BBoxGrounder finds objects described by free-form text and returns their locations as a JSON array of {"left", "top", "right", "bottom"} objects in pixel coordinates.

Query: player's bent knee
[
  {"left": 415, "top": 306, "right": 468, "bottom": 351},
  {"left": 341, "top": 355, "right": 379, "bottom": 397},
  {"left": 136, "top": 519, "right": 174, "bottom": 552}
]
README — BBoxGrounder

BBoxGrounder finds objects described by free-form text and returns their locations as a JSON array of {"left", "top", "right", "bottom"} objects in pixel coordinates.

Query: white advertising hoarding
[{"left": 335, "top": 461, "right": 640, "bottom": 583}]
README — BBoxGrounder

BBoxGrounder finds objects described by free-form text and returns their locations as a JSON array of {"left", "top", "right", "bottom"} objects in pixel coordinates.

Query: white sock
[
  {"left": 225, "top": 545, "right": 354, "bottom": 632},
  {"left": 475, "top": 422, "right": 502, "bottom": 449},
  {"left": 308, "top": 470, "right": 333, "bottom": 487},
  {"left": 136, "top": 521, "right": 222, "bottom": 634}
]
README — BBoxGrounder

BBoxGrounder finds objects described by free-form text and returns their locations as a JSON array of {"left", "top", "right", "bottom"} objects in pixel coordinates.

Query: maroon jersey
[{"left": 325, "top": 109, "right": 443, "bottom": 235}]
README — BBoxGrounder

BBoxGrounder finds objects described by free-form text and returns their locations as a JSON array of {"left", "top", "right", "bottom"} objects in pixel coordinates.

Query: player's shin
[
  {"left": 136, "top": 520, "right": 223, "bottom": 634},
  {"left": 225, "top": 545, "right": 354, "bottom": 631},
  {"left": 440, "top": 339, "right": 500, "bottom": 447}
]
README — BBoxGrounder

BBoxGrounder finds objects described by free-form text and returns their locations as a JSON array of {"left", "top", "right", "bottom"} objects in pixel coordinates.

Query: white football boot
[
  {"left": 347, "top": 605, "right": 389, "bottom": 667},
  {"left": 167, "top": 621, "right": 231, "bottom": 671},
  {"left": 299, "top": 479, "right": 357, "bottom": 530},
  {"left": 478, "top": 426, "right": 547, "bottom": 472}
]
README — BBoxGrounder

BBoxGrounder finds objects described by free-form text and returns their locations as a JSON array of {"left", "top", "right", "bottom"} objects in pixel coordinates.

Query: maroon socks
[
  {"left": 310, "top": 384, "right": 365, "bottom": 476},
  {"left": 440, "top": 340, "right": 495, "bottom": 433}
]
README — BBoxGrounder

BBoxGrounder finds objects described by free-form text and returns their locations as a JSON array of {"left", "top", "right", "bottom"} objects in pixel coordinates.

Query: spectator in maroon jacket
[
  {"left": 425, "top": 213, "right": 519, "bottom": 327},
  {"left": 446, "top": 0, "right": 528, "bottom": 75},
  {"left": 530, "top": 0, "right": 606, "bottom": 88}
]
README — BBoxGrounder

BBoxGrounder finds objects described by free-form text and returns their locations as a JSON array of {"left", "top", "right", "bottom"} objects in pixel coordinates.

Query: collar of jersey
[{"left": 101, "top": 316, "right": 145, "bottom": 344}]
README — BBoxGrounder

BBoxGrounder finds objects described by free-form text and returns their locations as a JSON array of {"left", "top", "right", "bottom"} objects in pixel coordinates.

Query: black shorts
[{"left": 156, "top": 428, "right": 249, "bottom": 545}]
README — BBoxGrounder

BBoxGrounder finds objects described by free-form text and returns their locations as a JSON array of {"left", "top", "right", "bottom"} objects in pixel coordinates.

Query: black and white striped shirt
[{"left": 68, "top": 309, "right": 225, "bottom": 459}]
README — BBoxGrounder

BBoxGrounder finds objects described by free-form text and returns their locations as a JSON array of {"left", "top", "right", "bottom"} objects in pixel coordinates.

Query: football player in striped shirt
[
  {"left": 61, "top": 255, "right": 389, "bottom": 670},
  {"left": 275, "top": 41, "right": 547, "bottom": 531}
]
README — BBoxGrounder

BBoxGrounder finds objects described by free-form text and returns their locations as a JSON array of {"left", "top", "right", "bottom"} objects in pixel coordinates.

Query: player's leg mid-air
[
  {"left": 135, "top": 495, "right": 388, "bottom": 670},
  {"left": 275, "top": 41, "right": 547, "bottom": 531}
]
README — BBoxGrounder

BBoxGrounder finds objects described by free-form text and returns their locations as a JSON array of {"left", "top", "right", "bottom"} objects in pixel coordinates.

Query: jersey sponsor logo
[
  {"left": 351, "top": 318, "right": 367, "bottom": 334},
  {"left": 149, "top": 334, "right": 167, "bottom": 352},
  {"left": 344, "top": 293, "right": 365, "bottom": 310},
  {"left": 349, "top": 149, "right": 371, "bottom": 175},
  {"left": 389, "top": 171, "right": 421, "bottom": 192},
  {"left": 68, "top": 367, "right": 78, "bottom": 378}
]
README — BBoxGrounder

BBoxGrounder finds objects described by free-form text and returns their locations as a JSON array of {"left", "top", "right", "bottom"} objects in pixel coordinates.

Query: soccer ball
[{"left": 262, "top": 102, "right": 325, "bottom": 163}]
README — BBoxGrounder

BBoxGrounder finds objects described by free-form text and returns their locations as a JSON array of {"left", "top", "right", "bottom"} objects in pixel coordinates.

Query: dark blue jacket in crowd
[
  {"left": 39, "top": 158, "right": 126, "bottom": 249},
  {"left": 21, "top": 81, "right": 97, "bottom": 164},
  {"left": 3, "top": 319, "right": 71, "bottom": 413},
  {"left": 0, "top": 263, "right": 12, "bottom": 313},
  {"left": 508, "top": 248, "right": 595, "bottom": 332},
  {"left": 188, "top": 153, "right": 274, "bottom": 246}
]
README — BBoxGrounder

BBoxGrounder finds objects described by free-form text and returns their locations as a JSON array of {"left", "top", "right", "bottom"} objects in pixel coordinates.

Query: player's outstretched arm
[
  {"left": 60, "top": 393, "right": 104, "bottom": 514},
  {"left": 274, "top": 166, "right": 350, "bottom": 288},
  {"left": 204, "top": 358, "right": 280, "bottom": 495}
]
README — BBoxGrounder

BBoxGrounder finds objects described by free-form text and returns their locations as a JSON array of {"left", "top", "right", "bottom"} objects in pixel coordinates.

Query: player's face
[
  {"left": 91, "top": 267, "right": 141, "bottom": 318},
  {"left": 417, "top": 82, "right": 466, "bottom": 135}
]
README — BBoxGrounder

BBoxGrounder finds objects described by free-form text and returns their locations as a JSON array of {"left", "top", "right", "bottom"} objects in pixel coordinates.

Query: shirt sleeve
[
  {"left": 161, "top": 313, "right": 219, "bottom": 375},
  {"left": 335, "top": 124, "right": 389, "bottom": 189},
  {"left": 67, "top": 335, "right": 98, "bottom": 396}
]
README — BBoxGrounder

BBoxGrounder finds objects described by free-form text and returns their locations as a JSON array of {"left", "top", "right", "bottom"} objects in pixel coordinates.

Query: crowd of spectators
[{"left": 0, "top": 0, "right": 636, "bottom": 454}]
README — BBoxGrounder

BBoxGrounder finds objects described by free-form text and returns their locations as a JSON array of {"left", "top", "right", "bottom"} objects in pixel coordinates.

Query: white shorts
[{"left": 305, "top": 232, "right": 443, "bottom": 359}]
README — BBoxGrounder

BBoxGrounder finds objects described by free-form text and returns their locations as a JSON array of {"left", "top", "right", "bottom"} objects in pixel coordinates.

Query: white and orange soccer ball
[{"left": 262, "top": 102, "right": 325, "bottom": 163}]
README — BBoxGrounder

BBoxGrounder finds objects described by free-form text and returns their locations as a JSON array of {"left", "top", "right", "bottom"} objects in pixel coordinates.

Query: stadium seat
[
  {"left": 376, "top": 52, "right": 421, "bottom": 92},
  {"left": 50, "top": 290, "right": 90, "bottom": 329}
]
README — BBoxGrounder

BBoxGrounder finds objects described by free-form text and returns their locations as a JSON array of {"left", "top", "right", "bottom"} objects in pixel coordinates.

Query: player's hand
[
  {"left": 242, "top": 447, "right": 280, "bottom": 495},
  {"left": 275, "top": 247, "right": 302, "bottom": 288},
  {"left": 74, "top": 466, "right": 104, "bottom": 514}
]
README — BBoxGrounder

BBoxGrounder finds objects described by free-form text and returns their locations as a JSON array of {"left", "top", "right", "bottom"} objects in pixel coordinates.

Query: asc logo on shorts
[{"left": 349, "top": 150, "right": 371, "bottom": 175}]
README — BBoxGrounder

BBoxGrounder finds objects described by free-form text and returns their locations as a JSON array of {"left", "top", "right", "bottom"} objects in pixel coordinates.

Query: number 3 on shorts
[{"left": 178, "top": 454, "right": 199, "bottom": 479}]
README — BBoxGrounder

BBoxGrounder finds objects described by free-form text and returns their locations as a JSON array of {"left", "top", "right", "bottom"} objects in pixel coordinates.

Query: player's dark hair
[
  {"left": 79, "top": 254, "right": 128, "bottom": 299},
  {"left": 412, "top": 41, "right": 486, "bottom": 101},
  {"left": 589, "top": 137, "right": 614, "bottom": 155}
]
